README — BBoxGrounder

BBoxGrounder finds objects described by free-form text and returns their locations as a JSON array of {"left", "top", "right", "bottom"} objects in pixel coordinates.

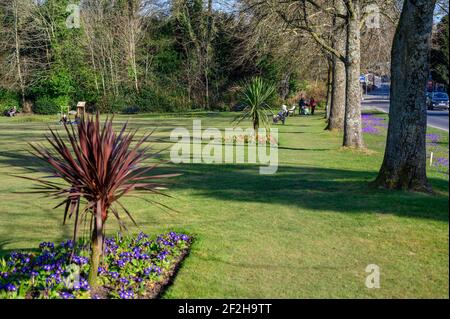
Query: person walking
[
  {"left": 299, "top": 96, "right": 306, "bottom": 115},
  {"left": 309, "top": 97, "right": 317, "bottom": 115}
]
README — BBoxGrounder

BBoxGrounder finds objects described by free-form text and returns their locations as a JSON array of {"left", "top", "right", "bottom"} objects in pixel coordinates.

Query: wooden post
[{"left": 76, "top": 101, "right": 86, "bottom": 118}]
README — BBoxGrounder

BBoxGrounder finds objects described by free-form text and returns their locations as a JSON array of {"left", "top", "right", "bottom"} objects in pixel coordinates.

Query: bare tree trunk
[
  {"left": 88, "top": 39, "right": 100, "bottom": 94},
  {"left": 126, "top": 0, "right": 140, "bottom": 94},
  {"left": 343, "top": 0, "right": 364, "bottom": 148},
  {"left": 326, "top": 0, "right": 346, "bottom": 130},
  {"left": 325, "top": 57, "right": 333, "bottom": 119},
  {"left": 328, "top": 53, "right": 346, "bottom": 130},
  {"left": 372, "top": 0, "right": 436, "bottom": 191},
  {"left": 12, "top": 0, "right": 25, "bottom": 106},
  {"left": 204, "top": 0, "right": 213, "bottom": 109}
]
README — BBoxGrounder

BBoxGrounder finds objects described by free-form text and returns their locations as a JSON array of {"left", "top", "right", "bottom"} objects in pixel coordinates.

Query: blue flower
[
  {"left": 119, "top": 289, "right": 134, "bottom": 299},
  {"left": 139, "top": 253, "right": 150, "bottom": 260},
  {"left": 4, "top": 283, "right": 17, "bottom": 292},
  {"left": 162, "top": 240, "right": 174, "bottom": 247},
  {"left": 72, "top": 255, "right": 89, "bottom": 265},
  {"left": 42, "top": 264, "right": 53, "bottom": 271},
  {"left": 144, "top": 266, "right": 161, "bottom": 275},
  {"left": 98, "top": 266, "right": 107, "bottom": 274},
  {"left": 59, "top": 292, "right": 74, "bottom": 299},
  {"left": 61, "top": 240, "right": 74, "bottom": 249},
  {"left": 74, "top": 278, "right": 90, "bottom": 290},
  {"left": 157, "top": 251, "right": 168, "bottom": 260},
  {"left": 137, "top": 232, "right": 148, "bottom": 241},
  {"left": 20, "top": 266, "right": 30, "bottom": 274},
  {"left": 109, "top": 271, "right": 119, "bottom": 279},
  {"left": 116, "top": 258, "right": 128, "bottom": 268}
]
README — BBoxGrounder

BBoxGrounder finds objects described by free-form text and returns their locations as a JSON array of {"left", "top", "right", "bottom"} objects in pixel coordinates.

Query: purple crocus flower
[
  {"left": 119, "top": 289, "right": 134, "bottom": 299},
  {"left": 59, "top": 292, "right": 75, "bottom": 299},
  {"left": 5, "top": 283, "right": 17, "bottom": 292}
]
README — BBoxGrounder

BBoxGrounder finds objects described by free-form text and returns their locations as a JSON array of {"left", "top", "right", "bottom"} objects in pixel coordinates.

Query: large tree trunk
[
  {"left": 343, "top": 1, "right": 364, "bottom": 148},
  {"left": 327, "top": 44, "right": 346, "bottom": 130},
  {"left": 372, "top": 0, "right": 436, "bottom": 192},
  {"left": 326, "top": 0, "right": 346, "bottom": 130}
]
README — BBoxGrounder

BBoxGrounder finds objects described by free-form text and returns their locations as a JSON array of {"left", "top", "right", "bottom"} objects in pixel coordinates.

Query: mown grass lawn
[{"left": 0, "top": 111, "right": 448, "bottom": 298}]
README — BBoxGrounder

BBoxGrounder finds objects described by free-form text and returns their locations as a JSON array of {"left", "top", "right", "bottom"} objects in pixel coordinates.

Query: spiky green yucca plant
[
  {"left": 234, "top": 77, "right": 276, "bottom": 133},
  {"left": 26, "top": 114, "right": 177, "bottom": 287}
]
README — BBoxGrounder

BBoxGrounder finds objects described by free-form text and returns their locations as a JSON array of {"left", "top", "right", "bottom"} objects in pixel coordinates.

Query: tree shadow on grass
[
  {"left": 1, "top": 153, "right": 448, "bottom": 224},
  {"left": 169, "top": 163, "right": 449, "bottom": 222},
  {"left": 0, "top": 151, "right": 45, "bottom": 171},
  {"left": 0, "top": 208, "right": 73, "bottom": 258},
  {"left": 278, "top": 146, "right": 331, "bottom": 151}
]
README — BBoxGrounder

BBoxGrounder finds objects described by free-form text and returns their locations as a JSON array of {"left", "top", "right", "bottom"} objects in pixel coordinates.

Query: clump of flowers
[
  {"left": 361, "top": 114, "right": 388, "bottom": 135},
  {"left": 222, "top": 134, "right": 278, "bottom": 146},
  {"left": 24, "top": 114, "right": 179, "bottom": 288},
  {"left": 426, "top": 133, "right": 449, "bottom": 175},
  {"left": 0, "top": 232, "right": 191, "bottom": 299}
]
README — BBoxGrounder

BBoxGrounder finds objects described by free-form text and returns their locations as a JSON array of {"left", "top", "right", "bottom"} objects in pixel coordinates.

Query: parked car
[{"left": 427, "top": 92, "right": 449, "bottom": 110}]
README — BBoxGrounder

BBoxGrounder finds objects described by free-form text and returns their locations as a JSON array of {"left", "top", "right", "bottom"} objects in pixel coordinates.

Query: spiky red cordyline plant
[{"left": 26, "top": 113, "right": 178, "bottom": 286}]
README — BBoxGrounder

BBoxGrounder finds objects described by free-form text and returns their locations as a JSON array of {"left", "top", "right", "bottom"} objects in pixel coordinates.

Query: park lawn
[{"left": 0, "top": 111, "right": 448, "bottom": 298}]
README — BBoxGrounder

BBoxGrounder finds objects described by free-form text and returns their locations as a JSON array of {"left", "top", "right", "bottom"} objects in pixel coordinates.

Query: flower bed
[
  {"left": 222, "top": 134, "right": 278, "bottom": 146},
  {"left": 362, "top": 114, "right": 388, "bottom": 135},
  {"left": 0, "top": 232, "right": 192, "bottom": 299},
  {"left": 426, "top": 133, "right": 449, "bottom": 175}
]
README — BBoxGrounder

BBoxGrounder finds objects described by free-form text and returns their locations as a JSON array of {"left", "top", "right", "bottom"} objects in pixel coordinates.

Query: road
[{"left": 361, "top": 84, "right": 449, "bottom": 132}]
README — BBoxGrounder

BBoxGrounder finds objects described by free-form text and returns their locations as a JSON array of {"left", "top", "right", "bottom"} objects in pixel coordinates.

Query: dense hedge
[
  {"left": 33, "top": 96, "right": 61, "bottom": 115},
  {"left": 0, "top": 90, "right": 20, "bottom": 114}
]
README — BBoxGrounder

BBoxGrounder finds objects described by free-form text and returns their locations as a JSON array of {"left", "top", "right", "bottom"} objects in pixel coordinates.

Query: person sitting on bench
[
  {"left": 273, "top": 105, "right": 288, "bottom": 125},
  {"left": 60, "top": 113, "right": 68, "bottom": 124},
  {"left": 5, "top": 107, "right": 17, "bottom": 117}
]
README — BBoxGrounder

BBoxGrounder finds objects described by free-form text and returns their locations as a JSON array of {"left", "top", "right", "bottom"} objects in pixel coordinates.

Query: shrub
[
  {"left": 318, "top": 100, "right": 327, "bottom": 109},
  {"left": 33, "top": 96, "right": 61, "bottom": 115},
  {"left": 0, "top": 90, "right": 20, "bottom": 114},
  {"left": 53, "top": 96, "right": 71, "bottom": 111},
  {"left": 0, "top": 232, "right": 191, "bottom": 299},
  {"left": 234, "top": 77, "right": 276, "bottom": 132},
  {"left": 136, "top": 88, "right": 187, "bottom": 113},
  {"left": 26, "top": 114, "right": 178, "bottom": 287},
  {"left": 122, "top": 105, "right": 140, "bottom": 114},
  {"left": 97, "top": 95, "right": 129, "bottom": 113}
]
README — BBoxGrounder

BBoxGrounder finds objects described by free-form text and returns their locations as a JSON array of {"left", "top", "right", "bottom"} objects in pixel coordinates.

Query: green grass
[{"left": 0, "top": 111, "right": 448, "bottom": 298}]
